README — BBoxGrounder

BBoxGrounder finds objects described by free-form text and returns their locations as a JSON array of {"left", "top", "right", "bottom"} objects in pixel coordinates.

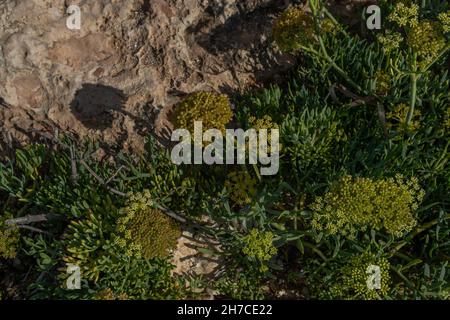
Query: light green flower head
[
  {"left": 0, "top": 225, "right": 19, "bottom": 260},
  {"left": 115, "top": 190, "right": 181, "bottom": 260},
  {"left": 225, "top": 170, "right": 257, "bottom": 206},
  {"left": 242, "top": 229, "right": 277, "bottom": 272},
  {"left": 272, "top": 7, "right": 316, "bottom": 54},
  {"left": 387, "top": 103, "right": 422, "bottom": 132},
  {"left": 272, "top": 7, "right": 339, "bottom": 54},
  {"left": 172, "top": 92, "right": 233, "bottom": 136},
  {"left": 388, "top": 2, "right": 419, "bottom": 28},
  {"left": 377, "top": 31, "right": 404, "bottom": 53},
  {"left": 311, "top": 175, "right": 425, "bottom": 238},
  {"left": 438, "top": 11, "right": 450, "bottom": 33},
  {"left": 407, "top": 20, "right": 447, "bottom": 65},
  {"left": 330, "top": 253, "right": 391, "bottom": 300}
]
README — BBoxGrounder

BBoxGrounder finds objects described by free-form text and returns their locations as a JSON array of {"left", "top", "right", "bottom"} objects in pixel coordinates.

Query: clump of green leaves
[
  {"left": 311, "top": 175, "right": 425, "bottom": 238},
  {"left": 214, "top": 266, "right": 266, "bottom": 300},
  {"left": 62, "top": 201, "right": 118, "bottom": 282}
]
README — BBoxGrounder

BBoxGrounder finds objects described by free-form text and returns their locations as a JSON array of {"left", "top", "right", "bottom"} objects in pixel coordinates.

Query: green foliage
[
  {"left": 1, "top": 0, "right": 449, "bottom": 301},
  {"left": 214, "top": 266, "right": 266, "bottom": 300}
]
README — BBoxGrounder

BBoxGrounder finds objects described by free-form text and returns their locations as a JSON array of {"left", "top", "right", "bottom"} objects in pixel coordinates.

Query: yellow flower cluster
[
  {"left": 249, "top": 115, "right": 279, "bottom": 132},
  {"left": 377, "top": 31, "right": 404, "bottom": 53},
  {"left": 311, "top": 175, "right": 425, "bottom": 238},
  {"left": 387, "top": 103, "right": 421, "bottom": 132},
  {"left": 171, "top": 92, "right": 233, "bottom": 136},
  {"left": 438, "top": 11, "right": 450, "bottom": 33},
  {"left": 445, "top": 106, "right": 450, "bottom": 130},
  {"left": 272, "top": 7, "right": 316, "bottom": 53},
  {"left": 225, "top": 170, "right": 257, "bottom": 206},
  {"left": 388, "top": 2, "right": 419, "bottom": 28},
  {"left": 0, "top": 224, "right": 19, "bottom": 259},
  {"left": 94, "top": 288, "right": 129, "bottom": 300},
  {"left": 249, "top": 115, "right": 280, "bottom": 153},
  {"left": 407, "top": 20, "right": 446, "bottom": 65},
  {"left": 242, "top": 229, "right": 277, "bottom": 272},
  {"left": 115, "top": 190, "right": 181, "bottom": 260},
  {"left": 272, "top": 7, "right": 340, "bottom": 54},
  {"left": 330, "top": 253, "right": 391, "bottom": 300},
  {"left": 321, "top": 18, "right": 339, "bottom": 35},
  {"left": 374, "top": 70, "right": 391, "bottom": 95}
]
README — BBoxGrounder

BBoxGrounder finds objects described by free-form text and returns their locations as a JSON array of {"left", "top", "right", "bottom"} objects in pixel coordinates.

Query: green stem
[
  {"left": 252, "top": 163, "right": 262, "bottom": 182},
  {"left": 406, "top": 53, "right": 418, "bottom": 127},
  {"left": 390, "top": 265, "right": 416, "bottom": 289},
  {"left": 322, "top": 6, "right": 349, "bottom": 37},
  {"left": 308, "top": 0, "right": 363, "bottom": 93},
  {"left": 302, "top": 241, "right": 328, "bottom": 261}
]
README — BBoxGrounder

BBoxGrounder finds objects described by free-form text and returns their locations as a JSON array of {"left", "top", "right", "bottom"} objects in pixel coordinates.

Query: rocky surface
[{"left": 0, "top": 0, "right": 296, "bottom": 153}]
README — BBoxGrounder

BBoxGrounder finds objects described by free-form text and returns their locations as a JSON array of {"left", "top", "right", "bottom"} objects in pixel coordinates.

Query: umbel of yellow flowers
[
  {"left": 311, "top": 174, "right": 425, "bottom": 238},
  {"left": 272, "top": 6, "right": 338, "bottom": 54},
  {"left": 171, "top": 92, "right": 233, "bottom": 135},
  {"left": 115, "top": 190, "right": 181, "bottom": 260},
  {"left": 330, "top": 252, "right": 391, "bottom": 300}
]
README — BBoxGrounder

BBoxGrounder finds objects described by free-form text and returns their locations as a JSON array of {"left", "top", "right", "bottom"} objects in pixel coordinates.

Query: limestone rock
[{"left": 0, "top": 0, "right": 295, "bottom": 152}]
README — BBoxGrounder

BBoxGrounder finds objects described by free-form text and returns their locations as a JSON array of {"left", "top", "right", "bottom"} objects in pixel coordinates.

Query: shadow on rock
[
  {"left": 190, "top": 0, "right": 288, "bottom": 55},
  {"left": 70, "top": 83, "right": 127, "bottom": 130}
]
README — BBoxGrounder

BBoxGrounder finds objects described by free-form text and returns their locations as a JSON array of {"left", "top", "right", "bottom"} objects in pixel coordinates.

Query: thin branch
[
  {"left": 9, "top": 225, "right": 51, "bottom": 235},
  {"left": 154, "top": 203, "right": 187, "bottom": 224},
  {"left": 406, "top": 52, "right": 418, "bottom": 127},
  {"left": 79, "top": 159, "right": 127, "bottom": 197},
  {"left": 377, "top": 102, "right": 388, "bottom": 139},
  {"left": 106, "top": 165, "right": 125, "bottom": 185},
  {"left": 5, "top": 214, "right": 59, "bottom": 226},
  {"left": 70, "top": 146, "right": 78, "bottom": 185},
  {"left": 335, "top": 84, "right": 377, "bottom": 106}
]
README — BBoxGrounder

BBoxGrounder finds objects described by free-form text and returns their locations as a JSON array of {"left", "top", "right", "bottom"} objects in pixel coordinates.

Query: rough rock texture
[
  {"left": 0, "top": 0, "right": 295, "bottom": 152},
  {"left": 172, "top": 229, "right": 222, "bottom": 295}
]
